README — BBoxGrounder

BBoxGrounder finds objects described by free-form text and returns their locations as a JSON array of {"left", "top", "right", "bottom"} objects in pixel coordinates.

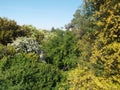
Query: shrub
[
  {"left": 0, "top": 53, "right": 63, "bottom": 90},
  {"left": 10, "top": 37, "right": 44, "bottom": 61},
  {"left": 0, "top": 44, "right": 16, "bottom": 59},
  {"left": 61, "top": 65, "right": 120, "bottom": 90}
]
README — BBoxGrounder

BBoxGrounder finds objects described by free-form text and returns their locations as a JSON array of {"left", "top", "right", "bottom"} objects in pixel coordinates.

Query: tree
[
  {"left": 61, "top": 0, "right": 120, "bottom": 89},
  {"left": 90, "top": 0, "right": 120, "bottom": 83},
  {"left": 0, "top": 17, "right": 34, "bottom": 45},
  {"left": 0, "top": 17, "right": 19, "bottom": 45},
  {"left": 42, "top": 30, "right": 80, "bottom": 70},
  {"left": 68, "top": 1, "right": 96, "bottom": 62}
]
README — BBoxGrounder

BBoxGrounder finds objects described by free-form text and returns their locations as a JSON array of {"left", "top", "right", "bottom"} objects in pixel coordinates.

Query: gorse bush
[
  {"left": 62, "top": 65, "right": 119, "bottom": 90},
  {"left": 90, "top": 0, "right": 120, "bottom": 82}
]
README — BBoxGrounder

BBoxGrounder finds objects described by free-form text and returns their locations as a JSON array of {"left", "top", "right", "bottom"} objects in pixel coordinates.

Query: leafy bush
[
  {"left": 61, "top": 65, "right": 120, "bottom": 90},
  {"left": 0, "top": 53, "right": 63, "bottom": 90}
]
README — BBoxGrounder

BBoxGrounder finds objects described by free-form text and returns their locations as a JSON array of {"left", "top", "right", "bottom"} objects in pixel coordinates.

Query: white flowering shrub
[
  {"left": 11, "top": 37, "right": 40, "bottom": 53},
  {"left": 10, "top": 37, "right": 44, "bottom": 61}
]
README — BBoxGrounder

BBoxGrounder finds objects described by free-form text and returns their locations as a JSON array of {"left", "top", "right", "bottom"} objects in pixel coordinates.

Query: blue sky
[{"left": 0, "top": 0, "right": 82, "bottom": 30}]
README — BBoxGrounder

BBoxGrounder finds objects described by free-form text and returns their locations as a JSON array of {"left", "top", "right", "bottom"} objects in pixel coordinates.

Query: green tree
[
  {"left": 43, "top": 30, "right": 80, "bottom": 70},
  {"left": 68, "top": 3, "right": 96, "bottom": 63}
]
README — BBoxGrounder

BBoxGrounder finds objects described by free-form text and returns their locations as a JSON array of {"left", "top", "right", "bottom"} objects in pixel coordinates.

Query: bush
[
  {"left": 0, "top": 17, "right": 20, "bottom": 45},
  {"left": 0, "top": 44, "right": 16, "bottom": 59},
  {"left": 0, "top": 53, "right": 63, "bottom": 90},
  {"left": 11, "top": 37, "right": 40, "bottom": 53},
  {"left": 10, "top": 37, "right": 45, "bottom": 61},
  {"left": 61, "top": 65, "right": 120, "bottom": 90}
]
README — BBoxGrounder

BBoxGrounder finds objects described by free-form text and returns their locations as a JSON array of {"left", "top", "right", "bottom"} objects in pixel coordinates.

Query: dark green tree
[{"left": 43, "top": 30, "right": 80, "bottom": 70}]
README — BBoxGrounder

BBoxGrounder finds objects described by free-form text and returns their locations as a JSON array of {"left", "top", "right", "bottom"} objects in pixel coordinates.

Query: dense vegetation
[{"left": 0, "top": 0, "right": 120, "bottom": 90}]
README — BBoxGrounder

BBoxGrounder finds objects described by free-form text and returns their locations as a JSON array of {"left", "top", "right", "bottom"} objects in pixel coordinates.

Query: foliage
[
  {"left": 15, "top": 25, "right": 31, "bottom": 37},
  {"left": 41, "top": 30, "right": 57, "bottom": 42},
  {"left": 27, "top": 25, "right": 44, "bottom": 44},
  {"left": 11, "top": 37, "right": 40, "bottom": 53},
  {"left": 0, "top": 17, "right": 34, "bottom": 45},
  {"left": 10, "top": 37, "right": 44, "bottom": 61},
  {"left": 66, "top": 2, "right": 96, "bottom": 62},
  {"left": 62, "top": 64, "right": 120, "bottom": 90},
  {"left": 42, "top": 30, "right": 80, "bottom": 70},
  {"left": 0, "top": 17, "right": 19, "bottom": 45},
  {"left": 90, "top": 0, "right": 120, "bottom": 82},
  {"left": 0, "top": 0, "right": 120, "bottom": 89},
  {"left": 61, "top": 0, "right": 120, "bottom": 89},
  {"left": 0, "top": 53, "right": 63, "bottom": 90},
  {"left": 0, "top": 44, "right": 16, "bottom": 59}
]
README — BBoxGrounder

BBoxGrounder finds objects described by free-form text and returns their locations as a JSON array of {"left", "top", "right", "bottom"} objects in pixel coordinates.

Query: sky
[{"left": 0, "top": 0, "right": 82, "bottom": 30}]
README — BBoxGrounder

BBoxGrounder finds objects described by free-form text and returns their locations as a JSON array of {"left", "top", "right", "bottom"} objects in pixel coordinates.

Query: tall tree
[
  {"left": 90, "top": 0, "right": 120, "bottom": 84},
  {"left": 42, "top": 30, "right": 79, "bottom": 70}
]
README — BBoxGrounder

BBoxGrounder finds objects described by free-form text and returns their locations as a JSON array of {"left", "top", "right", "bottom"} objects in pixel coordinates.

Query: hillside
[{"left": 0, "top": 0, "right": 120, "bottom": 90}]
